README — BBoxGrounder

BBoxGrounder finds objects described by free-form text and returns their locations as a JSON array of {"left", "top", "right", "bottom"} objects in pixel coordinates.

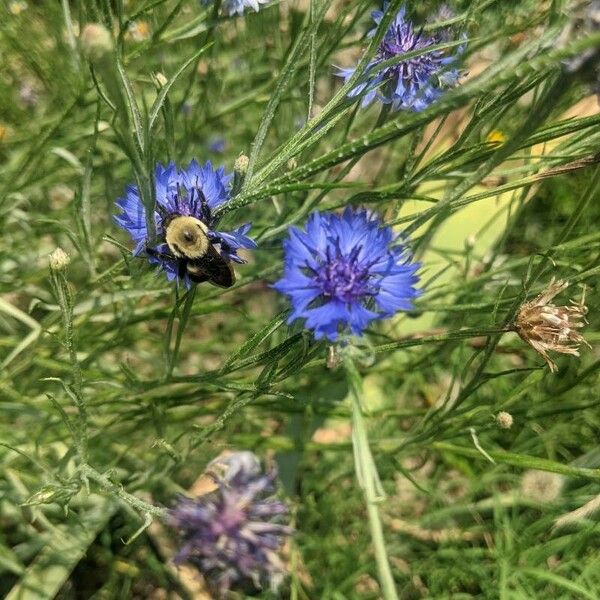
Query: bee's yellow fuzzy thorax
[{"left": 165, "top": 216, "right": 210, "bottom": 259}]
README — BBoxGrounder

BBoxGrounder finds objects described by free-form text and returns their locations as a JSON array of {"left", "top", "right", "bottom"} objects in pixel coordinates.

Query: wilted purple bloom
[
  {"left": 168, "top": 452, "right": 292, "bottom": 595},
  {"left": 337, "top": 4, "right": 464, "bottom": 112},
  {"left": 113, "top": 160, "right": 256, "bottom": 286},
  {"left": 273, "top": 208, "right": 420, "bottom": 341}
]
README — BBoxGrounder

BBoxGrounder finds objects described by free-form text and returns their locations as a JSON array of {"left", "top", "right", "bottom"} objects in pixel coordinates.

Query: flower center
[
  {"left": 314, "top": 246, "right": 372, "bottom": 302},
  {"left": 166, "top": 184, "right": 213, "bottom": 228},
  {"left": 378, "top": 23, "right": 439, "bottom": 81},
  {"left": 214, "top": 504, "right": 246, "bottom": 536}
]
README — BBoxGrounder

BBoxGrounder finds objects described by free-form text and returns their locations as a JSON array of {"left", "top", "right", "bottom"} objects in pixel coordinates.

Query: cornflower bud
[
  {"left": 49, "top": 247, "right": 70, "bottom": 271},
  {"left": 495, "top": 411, "right": 513, "bottom": 429},
  {"left": 234, "top": 153, "right": 250, "bottom": 175}
]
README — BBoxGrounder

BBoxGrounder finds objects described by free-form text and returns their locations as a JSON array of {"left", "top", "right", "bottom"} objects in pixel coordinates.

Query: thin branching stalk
[{"left": 345, "top": 356, "right": 399, "bottom": 600}]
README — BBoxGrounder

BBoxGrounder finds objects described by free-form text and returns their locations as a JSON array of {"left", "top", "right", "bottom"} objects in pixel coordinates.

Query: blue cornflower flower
[
  {"left": 273, "top": 208, "right": 420, "bottom": 341},
  {"left": 114, "top": 160, "right": 256, "bottom": 286},
  {"left": 564, "top": 0, "right": 600, "bottom": 97},
  {"left": 225, "top": 0, "right": 268, "bottom": 16},
  {"left": 168, "top": 451, "right": 292, "bottom": 595},
  {"left": 208, "top": 136, "right": 226, "bottom": 153},
  {"left": 200, "top": 0, "right": 268, "bottom": 17},
  {"left": 337, "top": 5, "right": 464, "bottom": 112}
]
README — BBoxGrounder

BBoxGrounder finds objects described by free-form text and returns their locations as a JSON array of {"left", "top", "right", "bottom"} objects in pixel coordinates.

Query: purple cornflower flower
[
  {"left": 168, "top": 452, "right": 292, "bottom": 595},
  {"left": 114, "top": 160, "right": 256, "bottom": 287},
  {"left": 337, "top": 4, "right": 464, "bottom": 112},
  {"left": 273, "top": 208, "right": 420, "bottom": 341}
]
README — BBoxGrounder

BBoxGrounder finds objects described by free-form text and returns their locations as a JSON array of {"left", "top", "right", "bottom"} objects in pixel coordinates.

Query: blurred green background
[{"left": 1, "top": 0, "right": 599, "bottom": 598}]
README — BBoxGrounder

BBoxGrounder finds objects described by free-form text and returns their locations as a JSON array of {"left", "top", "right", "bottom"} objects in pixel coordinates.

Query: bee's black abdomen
[{"left": 187, "top": 246, "right": 235, "bottom": 288}]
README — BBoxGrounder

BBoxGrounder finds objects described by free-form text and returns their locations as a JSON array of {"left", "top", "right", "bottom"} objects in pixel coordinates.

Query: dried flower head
[
  {"left": 521, "top": 469, "right": 563, "bottom": 503},
  {"left": 336, "top": 4, "right": 465, "bottom": 112},
  {"left": 514, "top": 279, "right": 590, "bottom": 372},
  {"left": 168, "top": 451, "right": 292, "bottom": 596}
]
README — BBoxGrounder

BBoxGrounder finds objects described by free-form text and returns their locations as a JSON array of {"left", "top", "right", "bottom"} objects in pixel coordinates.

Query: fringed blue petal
[
  {"left": 273, "top": 209, "right": 420, "bottom": 340},
  {"left": 336, "top": 3, "right": 465, "bottom": 113}
]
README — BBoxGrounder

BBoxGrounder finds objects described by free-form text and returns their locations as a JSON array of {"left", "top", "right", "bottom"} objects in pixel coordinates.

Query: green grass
[{"left": 1, "top": 0, "right": 600, "bottom": 598}]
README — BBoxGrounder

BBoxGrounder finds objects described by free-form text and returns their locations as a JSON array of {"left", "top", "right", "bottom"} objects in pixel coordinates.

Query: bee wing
[{"left": 187, "top": 245, "right": 235, "bottom": 288}]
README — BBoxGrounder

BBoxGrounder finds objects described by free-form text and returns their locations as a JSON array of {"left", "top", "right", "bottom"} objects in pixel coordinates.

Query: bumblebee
[{"left": 149, "top": 212, "right": 235, "bottom": 288}]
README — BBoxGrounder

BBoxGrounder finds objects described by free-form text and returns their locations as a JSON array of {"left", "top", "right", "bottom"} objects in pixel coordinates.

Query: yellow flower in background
[
  {"left": 486, "top": 130, "right": 506, "bottom": 145},
  {"left": 0, "top": 123, "right": 11, "bottom": 142},
  {"left": 126, "top": 20, "right": 151, "bottom": 42},
  {"left": 9, "top": 1, "right": 28, "bottom": 15}
]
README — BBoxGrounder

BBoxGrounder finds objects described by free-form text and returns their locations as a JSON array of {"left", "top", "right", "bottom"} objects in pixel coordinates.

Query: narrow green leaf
[
  {"left": 242, "top": 0, "right": 331, "bottom": 186},
  {"left": 116, "top": 57, "right": 145, "bottom": 154},
  {"left": 0, "top": 298, "right": 42, "bottom": 370},
  {"left": 519, "top": 568, "right": 598, "bottom": 600},
  {"left": 5, "top": 497, "right": 116, "bottom": 600},
  {"left": 220, "top": 311, "right": 287, "bottom": 372},
  {"left": 432, "top": 442, "right": 600, "bottom": 482}
]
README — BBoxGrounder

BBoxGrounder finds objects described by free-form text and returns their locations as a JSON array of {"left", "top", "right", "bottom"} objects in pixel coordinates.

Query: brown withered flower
[{"left": 514, "top": 279, "right": 590, "bottom": 372}]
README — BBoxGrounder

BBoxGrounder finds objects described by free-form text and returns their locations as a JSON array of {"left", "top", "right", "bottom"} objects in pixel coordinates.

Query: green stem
[
  {"left": 345, "top": 357, "right": 399, "bottom": 600},
  {"left": 51, "top": 267, "right": 87, "bottom": 463},
  {"left": 60, "top": 0, "right": 79, "bottom": 68},
  {"left": 80, "top": 464, "right": 167, "bottom": 519},
  {"left": 167, "top": 286, "right": 197, "bottom": 380}
]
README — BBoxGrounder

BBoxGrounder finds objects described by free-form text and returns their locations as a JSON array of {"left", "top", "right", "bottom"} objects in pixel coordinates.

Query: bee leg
[
  {"left": 154, "top": 203, "right": 169, "bottom": 223},
  {"left": 145, "top": 245, "right": 187, "bottom": 286},
  {"left": 198, "top": 191, "right": 210, "bottom": 222},
  {"left": 177, "top": 260, "right": 188, "bottom": 282}
]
